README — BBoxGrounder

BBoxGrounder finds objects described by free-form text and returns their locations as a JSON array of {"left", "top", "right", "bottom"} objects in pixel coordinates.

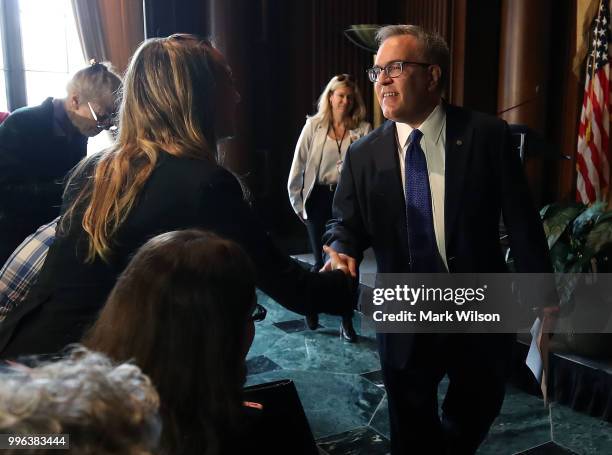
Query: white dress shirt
[{"left": 395, "top": 103, "right": 447, "bottom": 269}]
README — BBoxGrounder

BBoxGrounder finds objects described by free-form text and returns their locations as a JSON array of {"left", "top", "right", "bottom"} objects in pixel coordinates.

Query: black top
[
  {"left": 0, "top": 97, "right": 87, "bottom": 264},
  {"left": 0, "top": 151, "right": 353, "bottom": 358}
]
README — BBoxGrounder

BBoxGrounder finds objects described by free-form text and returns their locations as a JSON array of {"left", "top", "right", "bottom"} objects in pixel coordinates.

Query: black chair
[{"left": 509, "top": 124, "right": 571, "bottom": 163}]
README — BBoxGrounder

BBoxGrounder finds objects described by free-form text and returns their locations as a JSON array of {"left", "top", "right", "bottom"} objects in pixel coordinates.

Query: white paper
[{"left": 526, "top": 317, "right": 543, "bottom": 383}]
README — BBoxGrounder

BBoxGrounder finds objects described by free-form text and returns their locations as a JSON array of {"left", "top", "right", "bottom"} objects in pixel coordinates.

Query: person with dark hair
[
  {"left": 84, "top": 229, "right": 264, "bottom": 455},
  {"left": 288, "top": 74, "right": 371, "bottom": 341},
  {"left": 0, "top": 34, "right": 353, "bottom": 358},
  {"left": 0, "top": 62, "right": 121, "bottom": 265},
  {"left": 323, "top": 25, "right": 557, "bottom": 454},
  {"left": 0, "top": 347, "right": 161, "bottom": 455}
]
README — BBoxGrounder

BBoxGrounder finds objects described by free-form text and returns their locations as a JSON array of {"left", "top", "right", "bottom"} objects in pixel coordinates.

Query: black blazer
[
  {"left": 324, "top": 104, "right": 552, "bottom": 367},
  {"left": 0, "top": 152, "right": 353, "bottom": 358},
  {"left": 0, "top": 98, "right": 87, "bottom": 264}
]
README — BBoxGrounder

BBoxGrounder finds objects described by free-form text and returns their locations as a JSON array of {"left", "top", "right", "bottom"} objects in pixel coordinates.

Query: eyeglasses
[
  {"left": 335, "top": 74, "right": 354, "bottom": 82},
  {"left": 366, "top": 60, "right": 432, "bottom": 83},
  {"left": 87, "top": 102, "right": 118, "bottom": 131},
  {"left": 168, "top": 33, "right": 213, "bottom": 48},
  {"left": 250, "top": 303, "right": 267, "bottom": 322}
]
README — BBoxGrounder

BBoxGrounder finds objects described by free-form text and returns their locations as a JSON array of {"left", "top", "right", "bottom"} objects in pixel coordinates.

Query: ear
[
  {"left": 70, "top": 94, "right": 80, "bottom": 109},
  {"left": 429, "top": 65, "right": 442, "bottom": 92}
]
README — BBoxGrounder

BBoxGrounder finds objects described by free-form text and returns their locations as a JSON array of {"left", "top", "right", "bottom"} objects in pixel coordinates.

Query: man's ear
[
  {"left": 70, "top": 94, "right": 80, "bottom": 110},
  {"left": 429, "top": 65, "right": 442, "bottom": 92}
]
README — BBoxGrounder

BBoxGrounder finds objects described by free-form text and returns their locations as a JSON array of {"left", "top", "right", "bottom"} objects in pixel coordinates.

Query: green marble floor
[{"left": 246, "top": 291, "right": 612, "bottom": 454}]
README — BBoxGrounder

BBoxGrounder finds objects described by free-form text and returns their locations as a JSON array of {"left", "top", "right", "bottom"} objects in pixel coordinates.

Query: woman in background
[
  {"left": 0, "top": 35, "right": 353, "bottom": 359},
  {"left": 287, "top": 74, "right": 371, "bottom": 341},
  {"left": 85, "top": 229, "right": 264, "bottom": 455}
]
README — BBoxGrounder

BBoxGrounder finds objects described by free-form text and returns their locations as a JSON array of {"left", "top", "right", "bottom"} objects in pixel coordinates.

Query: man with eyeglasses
[
  {"left": 322, "top": 25, "right": 555, "bottom": 454},
  {"left": 0, "top": 62, "right": 120, "bottom": 265}
]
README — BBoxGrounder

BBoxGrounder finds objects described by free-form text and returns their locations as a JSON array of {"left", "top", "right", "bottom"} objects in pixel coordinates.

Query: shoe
[
  {"left": 305, "top": 313, "right": 319, "bottom": 330},
  {"left": 340, "top": 317, "right": 357, "bottom": 343}
]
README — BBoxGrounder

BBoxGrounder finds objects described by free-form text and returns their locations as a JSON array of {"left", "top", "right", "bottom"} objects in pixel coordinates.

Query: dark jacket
[
  {"left": 324, "top": 104, "right": 553, "bottom": 368},
  {"left": 0, "top": 151, "right": 353, "bottom": 358},
  {"left": 0, "top": 97, "right": 87, "bottom": 264}
]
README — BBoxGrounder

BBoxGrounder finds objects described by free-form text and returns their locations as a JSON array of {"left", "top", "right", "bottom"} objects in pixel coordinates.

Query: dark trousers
[
  {"left": 381, "top": 333, "right": 514, "bottom": 455},
  {"left": 304, "top": 185, "right": 354, "bottom": 321},
  {"left": 304, "top": 184, "right": 335, "bottom": 271}
]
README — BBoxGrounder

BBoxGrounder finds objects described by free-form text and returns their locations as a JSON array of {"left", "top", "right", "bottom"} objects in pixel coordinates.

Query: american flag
[{"left": 577, "top": 0, "right": 611, "bottom": 204}]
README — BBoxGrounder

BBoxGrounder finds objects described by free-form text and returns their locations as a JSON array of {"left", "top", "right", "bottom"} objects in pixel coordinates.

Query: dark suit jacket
[
  {"left": 0, "top": 98, "right": 87, "bottom": 264},
  {"left": 0, "top": 152, "right": 353, "bottom": 358},
  {"left": 324, "top": 104, "right": 552, "bottom": 368}
]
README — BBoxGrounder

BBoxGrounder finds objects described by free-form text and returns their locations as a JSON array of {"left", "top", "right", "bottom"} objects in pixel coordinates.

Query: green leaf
[
  {"left": 542, "top": 204, "right": 585, "bottom": 249},
  {"left": 571, "top": 201, "right": 606, "bottom": 239},
  {"left": 540, "top": 204, "right": 555, "bottom": 219},
  {"left": 555, "top": 272, "right": 583, "bottom": 306},
  {"left": 586, "top": 218, "right": 612, "bottom": 254},
  {"left": 595, "top": 209, "right": 612, "bottom": 224},
  {"left": 549, "top": 241, "right": 572, "bottom": 273}
]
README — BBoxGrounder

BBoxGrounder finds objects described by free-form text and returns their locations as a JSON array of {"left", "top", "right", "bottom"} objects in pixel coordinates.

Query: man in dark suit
[
  {"left": 322, "top": 25, "right": 555, "bottom": 454},
  {"left": 0, "top": 62, "right": 120, "bottom": 265}
]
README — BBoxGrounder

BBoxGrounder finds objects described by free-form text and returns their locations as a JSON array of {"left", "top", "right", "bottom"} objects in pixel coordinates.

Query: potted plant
[{"left": 539, "top": 201, "right": 612, "bottom": 357}]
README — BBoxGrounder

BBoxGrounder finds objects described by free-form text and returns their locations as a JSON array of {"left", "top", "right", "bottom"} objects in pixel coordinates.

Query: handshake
[{"left": 320, "top": 245, "right": 358, "bottom": 278}]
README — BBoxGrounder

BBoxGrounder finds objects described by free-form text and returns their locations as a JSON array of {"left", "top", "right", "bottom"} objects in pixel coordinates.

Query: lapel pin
[{"left": 456, "top": 139, "right": 463, "bottom": 146}]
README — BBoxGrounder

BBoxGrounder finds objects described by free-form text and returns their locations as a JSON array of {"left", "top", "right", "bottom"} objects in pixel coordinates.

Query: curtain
[
  {"left": 71, "top": 0, "right": 144, "bottom": 74},
  {"left": 97, "top": 0, "right": 144, "bottom": 73},
  {"left": 71, "top": 0, "right": 109, "bottom": 63}
]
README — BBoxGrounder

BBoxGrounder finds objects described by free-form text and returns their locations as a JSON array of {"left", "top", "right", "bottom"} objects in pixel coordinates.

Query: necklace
[
  {"left": 329, "top": 123, "right": 348, "bottom": 175},
  {"left": 329, "top": 124, "right": 347, "bottom": 156}
]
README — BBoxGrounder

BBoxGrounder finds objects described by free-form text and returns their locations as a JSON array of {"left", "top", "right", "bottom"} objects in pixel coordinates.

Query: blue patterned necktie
[{"left": 405, "top": 129, "right": 441, "bottom": 272}]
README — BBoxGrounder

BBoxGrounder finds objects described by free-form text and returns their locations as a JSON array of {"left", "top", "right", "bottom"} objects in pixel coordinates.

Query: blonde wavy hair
[
  {"left": 310, "top": 74, "right": 366, "bottom": 130},
  {"left": 63, "top": 34, "right": 224, "bottom": 262}
]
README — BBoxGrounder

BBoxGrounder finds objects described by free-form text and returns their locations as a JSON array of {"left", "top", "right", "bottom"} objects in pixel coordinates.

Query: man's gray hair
[
  {"left": 376, "top": 24, "right": 450, "bottom": 92},
  {"left": 66, "top": 61, "right": 121, "bottom": 102}
]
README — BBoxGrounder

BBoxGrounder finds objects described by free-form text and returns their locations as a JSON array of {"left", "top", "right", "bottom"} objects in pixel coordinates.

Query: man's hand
[
  {"left": 540, "top": 305, "right": 559, "bottom": 334},
  {"left": 320, "top": 245, "right": 358, "bottom": 278}
]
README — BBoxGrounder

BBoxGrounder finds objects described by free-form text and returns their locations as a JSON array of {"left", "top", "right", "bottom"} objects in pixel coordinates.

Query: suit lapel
[
  {"left": 371, "top": 121, "right": 409, "bottom": 247},
  {"left": 444, "top": 105, "right": 473, "bottom": 249}
]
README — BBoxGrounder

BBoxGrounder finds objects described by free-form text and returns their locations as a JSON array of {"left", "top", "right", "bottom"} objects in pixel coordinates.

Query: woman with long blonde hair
[
  {"left": 0, "top": 35, "right": 353, "bottom": 358},
  {"left": 287, "top": 74, "right": 371, "bottom": 341}
]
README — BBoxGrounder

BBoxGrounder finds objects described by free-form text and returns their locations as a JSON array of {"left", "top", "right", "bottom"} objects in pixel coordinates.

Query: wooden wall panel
[
  {"left": 546, "top": 0, "right": 580, "bottom": 203},
  {"left": 98, "top": 0, "right": 144, "bottom": 73},
  {"left": 454, "top": 0, "right": 501, "bottom": 114},
  {"left": 311, "top": 0, "right": 378, "bottom": 124},
  {"left": 397, "top": 0, "right": 501, "bottom": 115},
  {"left": 143, "top": 0, "right": 209, "bottom": 38},
  {"left": 405, "top": 0, "right": 451, "bottom": 41}
]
